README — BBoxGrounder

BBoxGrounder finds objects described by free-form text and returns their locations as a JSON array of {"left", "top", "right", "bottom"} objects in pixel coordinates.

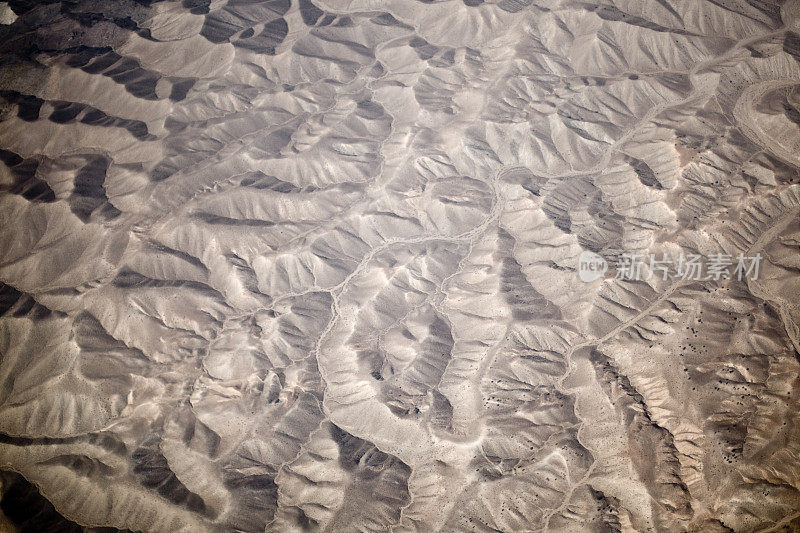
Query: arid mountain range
[{"left": 1, "top": 0, "right": 799, "bottom": 531}]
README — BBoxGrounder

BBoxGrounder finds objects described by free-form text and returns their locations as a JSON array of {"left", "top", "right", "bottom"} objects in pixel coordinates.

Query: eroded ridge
[{"left": 1, "top": 0, "right": 800, "bottom": 531}]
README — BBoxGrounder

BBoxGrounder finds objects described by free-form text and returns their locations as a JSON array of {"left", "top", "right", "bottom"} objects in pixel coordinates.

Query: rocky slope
[{"left": 0, "top": 0, "right": 799, "bottom": 531}]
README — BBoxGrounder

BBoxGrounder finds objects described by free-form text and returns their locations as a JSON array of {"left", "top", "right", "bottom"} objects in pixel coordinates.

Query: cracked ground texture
[{"left": 1, "top": 0, "right": 800, "bottom": 531}]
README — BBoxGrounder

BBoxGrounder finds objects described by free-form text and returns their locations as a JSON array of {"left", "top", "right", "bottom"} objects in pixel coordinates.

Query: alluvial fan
[{"left": 1, "top": 0, "right": 800, "bottom": 531}]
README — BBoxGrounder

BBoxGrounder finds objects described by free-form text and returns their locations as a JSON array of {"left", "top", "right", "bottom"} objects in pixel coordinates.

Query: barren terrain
[{"left": 1, "top": 0, "right": 800, "bottom": 531}]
